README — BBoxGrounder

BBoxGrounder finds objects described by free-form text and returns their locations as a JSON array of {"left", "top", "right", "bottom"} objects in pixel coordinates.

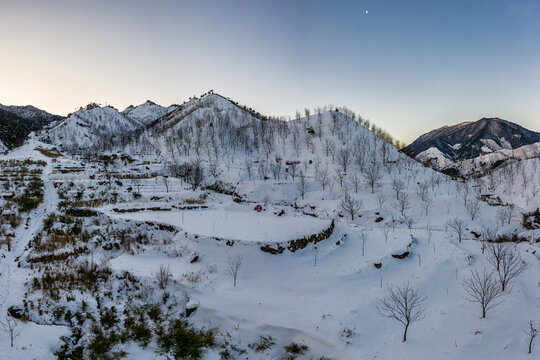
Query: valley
[{"left": 0, "top": 94, "right": 538, "bottom": 360}]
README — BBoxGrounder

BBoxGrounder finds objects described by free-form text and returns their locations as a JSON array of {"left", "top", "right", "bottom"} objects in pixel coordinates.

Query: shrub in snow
[{"left": 156, "top": 319, "right": 215, "bottom": 360}]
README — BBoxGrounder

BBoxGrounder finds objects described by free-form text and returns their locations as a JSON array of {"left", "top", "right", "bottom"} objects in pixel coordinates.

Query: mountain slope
[
  {"left": 122, "top": 100, "right": 177, "bottom": 126},
  {"left": 0, "top": 109, "right": 31, "bottom": 151},
  {"left": 48, "top": 106, "right": 142, "bottom": 153},
  {"left": 0, "top": 104, "right": 63, "bottom": 126},
  {"left": 1, "top": 94, "right": 538, "bottom": 360},
  {"left": 403, "top": 118, "right": 540, "bottom": 175},
  {"left": 0, "top": 104, "right": 63, "bottom": 151}
]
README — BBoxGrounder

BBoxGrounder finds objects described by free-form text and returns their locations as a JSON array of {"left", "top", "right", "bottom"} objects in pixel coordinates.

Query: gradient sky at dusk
[{"left": 1, "top": 0, "right": 539, "bottom": 143}]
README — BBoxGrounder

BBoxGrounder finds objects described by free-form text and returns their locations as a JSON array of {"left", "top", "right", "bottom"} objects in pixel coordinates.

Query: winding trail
[{"left": 0, "top": 149, "right": 58, "bottom": 317}]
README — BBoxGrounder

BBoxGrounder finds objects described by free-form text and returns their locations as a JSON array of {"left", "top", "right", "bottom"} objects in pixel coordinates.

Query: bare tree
[
  {"left": 333, "top": 168, "right": 346, "bottom": 189},
  {"left": 363, "top": 161, "right": 382, "bottom": 193},
  {"left": 486, "top": 241, "right": 512, "bottom": 271},
  {"left": 525, "top": 320, "right": 538, "bottom": 354},
  {"left": 156, "top": 264, "right": 173, "bottom": 289},
  {"left": 480, "top": 227, "right": 497, "bottom": 254},
  {"left": 377, "top": 193, "right": 387, "bottom": 209},
  {"left": 337, "top": 147, "right": 351, "bottom": 173},
  {"left": 392, "top": 178, "right": 405, "bottom": 201},
  {"left": 187, "top": 158, "right": 205, "bottom": 190},
  {"left": 1, "top": 315, "right": 20, "bottom": 347},
  {"left": 312, "top": 244, "right": 319, "bottom": 267},
  {"left": 462, "top": 267, "right": 506, "bottom": 318},
  {"left": 360, "top": 229, "right": 369, "bottom": 256},
  {"left": 496, "top": 208, "right": 506, "bottom": 227},
  {"left": 244, "top": 159, "right": 253, "bottom": 181},
  {"left": 162, "top": 176, "right": 170, "bottom": 193},
  {"left": 296, "top": 171, "right": 311, "bottom": 199},
  {"left": 132, "top": 178, "right": 142, "bottom": 197},
  {"left": 380, "top": 223, "right": 391, "bottom": 243},
  {"left": 316, "top": 165, "right": 330, "bottom": 190},
  {"left": 288, "top": 162, "right": 298, "bottom": 180},
  {"left": 496, "top": 205, "right": 515, "bottom": 226},
  {"left": 396, "top": 193, "right": 411, "bottom": 216},
  {"left": 416, "top": 181, "right": 430, "bottom": 203},
  {"left": 227, "top": 255, "right": 243, "bottom": 287},
  {"left": 339, "top": 193, "right": 362, "bottom": 220},
  {"left": 348, "top": 172, "right": 361, "bottom": 193},
  {"left": 376, "top": 282, "right": 426, "bottom": 342},
  {"left": 270, "top": 161, "right": 282, "bottom": 181},
  {"left": 257, "top": 162, "right": 269, "bottom": 180},
  {"left": 447, "top": 217, "right": 465, "bottom": 243},
  {"left": 494, "top": 245, "right": 528, "bottom": 291},
  {"left": 466, "top": 197, "right": 481, "bottom": 220},
  {"left": 323, "top": 138, "right": 335, "bottom": 158},
  {"left": 421, "top": 196, "right": 433, "bottom": 216}
]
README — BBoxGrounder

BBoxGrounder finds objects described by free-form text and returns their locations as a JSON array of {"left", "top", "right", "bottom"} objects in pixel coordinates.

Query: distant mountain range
[
  {"left": 3, "top": 97, "right": 540, "bottom": 179},
  {"left": 0, "top": 104, "right": 63, "bottom": 151},
  {"left": 403, "top": 117, "right": 540, "bottom": 176}
]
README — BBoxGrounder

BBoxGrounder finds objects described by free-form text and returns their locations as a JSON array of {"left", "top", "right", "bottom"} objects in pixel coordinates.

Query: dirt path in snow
[{"left": 0, "top": 157, "right": 57, "bottom": 317}]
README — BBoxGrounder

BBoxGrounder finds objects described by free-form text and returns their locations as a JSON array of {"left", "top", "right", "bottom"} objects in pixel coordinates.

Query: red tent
[{"left": 254, "top": 204, "right": 263, "bottom": 212}]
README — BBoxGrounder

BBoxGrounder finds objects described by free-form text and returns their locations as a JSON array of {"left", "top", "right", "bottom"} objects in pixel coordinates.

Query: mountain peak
[{"left": 403, "top": 117, "right": 540, "bottom": 175}]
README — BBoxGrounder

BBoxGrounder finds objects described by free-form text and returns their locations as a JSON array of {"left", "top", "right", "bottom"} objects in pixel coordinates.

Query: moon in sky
[{"left": 366, "top": 10, "right": 368, "bottom": 14}]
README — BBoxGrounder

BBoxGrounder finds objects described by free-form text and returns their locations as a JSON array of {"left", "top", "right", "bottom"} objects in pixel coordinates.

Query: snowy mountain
[
  {"left": 122, "top": 100, "right": 177, "bottom": 126},
  {"left": 0, "top": 104, "right": 62, "bottom": 151},
  {"left": 0, "top": 103, "right": 63, "bottom": 126},
  {"left": 403, "top": 118, "right": 540, "bottom": 176},
  {"left": 47, "top": 105, "right": 143, "bottom": 153}
]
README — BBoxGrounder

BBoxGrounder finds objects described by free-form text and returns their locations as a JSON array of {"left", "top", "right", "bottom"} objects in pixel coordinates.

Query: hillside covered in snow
[
  {"left": 0, "top": 93, "right": 538, "bottom": 360},
  {"left": 403, "top": 117, "right": 540, "bottom": 176}
]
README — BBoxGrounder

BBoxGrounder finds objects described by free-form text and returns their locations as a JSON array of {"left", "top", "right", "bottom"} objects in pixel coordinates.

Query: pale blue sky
[{"left": 1, "top": 0, "right": 538, "bottom": 142}]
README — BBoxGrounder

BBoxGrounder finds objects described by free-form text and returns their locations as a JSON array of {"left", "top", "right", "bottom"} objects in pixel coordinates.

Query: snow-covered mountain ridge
[
  {"left": 403, "top": 117, "right": 540, "bottom": 176},
  {"left": 0, "top": 104, "right": 62, "bottom": 151}
]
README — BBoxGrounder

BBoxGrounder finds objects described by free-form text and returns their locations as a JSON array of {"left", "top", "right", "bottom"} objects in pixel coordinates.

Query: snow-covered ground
[
  {"left": 0, "top": 96, "right": 538, "bottom": 359},
  {"left": 106, "top": 205, "right": 331, "bottom": 243},
  {"left": 0, "top": 140, "right": 70, "bottom": 359}
]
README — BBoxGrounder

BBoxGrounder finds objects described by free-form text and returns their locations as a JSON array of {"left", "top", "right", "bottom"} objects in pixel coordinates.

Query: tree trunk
[
  {"left": 529, "top": 337, "right": 533, "bottom": 354},
  {"left": 403, "top": 322, "right": 409, "bottom": 342}
]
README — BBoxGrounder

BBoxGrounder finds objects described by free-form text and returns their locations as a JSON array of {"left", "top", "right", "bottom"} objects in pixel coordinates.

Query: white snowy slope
[
  {"left": 47, "top": 105, "right": 142, "bottom": 152},
  {"left": 0, "top": 93, "right": 538, "bottom": 359},
  {"left": 0, "top": 139, "right": 70, "bottom": 359},
  {"left": 417, "top": 141, "right": 540, "bottom": 176},
  {"left": 122, "top": 100, "right": 177, "bottom": 126},
  {"left": 476, "top": 157, "right": 540, "bottom": 211}
]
